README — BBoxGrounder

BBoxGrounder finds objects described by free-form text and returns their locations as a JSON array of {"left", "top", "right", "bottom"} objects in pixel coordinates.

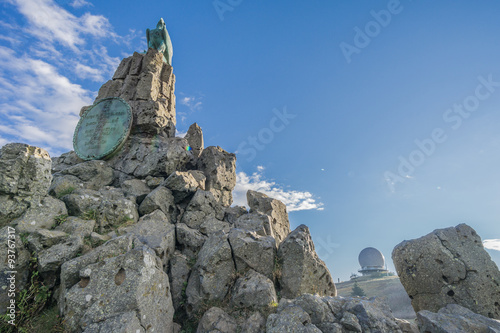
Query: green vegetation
[
  {"left": 52, "top": 214, "right": 68, "bottom": 229},
  {"left": 0, "top": 254, "right": 64, "bottom": 332},
  {"left": 56, "top": 186, "right": 75, "bottom": 199},
  {"left": 350, "top": 281, "right": 367, "bottom": 297},
  {"left": 80, "top": 209, "right": 97, "bottom": 221}
]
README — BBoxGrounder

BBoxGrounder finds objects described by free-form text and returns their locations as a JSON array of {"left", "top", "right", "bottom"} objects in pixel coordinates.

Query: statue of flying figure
[{"left": 146, "top": 18, "right": 173, "bottom": 66}]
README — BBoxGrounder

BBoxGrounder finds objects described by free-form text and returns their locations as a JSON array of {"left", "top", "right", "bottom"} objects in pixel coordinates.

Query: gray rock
[
  {"left": 181, "top": 190, "right": 224, "bottom": 229},
  {"left": 38, "top": 236, "right": 84, "bottom": 288},
  {"left": 185, "top": 123, "right": 204, "bottom": 158},
  {"left": 0, "top": 143, "right": 52, "bottom": 198},
  {"left": 51, "top": 151, "right": 83, "bottom": 173},
  {"left": 146, "top": 175, "right": 164, "bottom": 188},
  {"left": 231, "top": 269, "right": 277, "bottom": 308},
  {"left": 119, "top": 210, "right": 175, "bottom": 267},
  {"left": 59, "top": 160, "right": 114, "bottom": 190},
  {"left": 278, "top": 224, "right": 336, "bottom": 299},
  {"left": 417, "top": 304, "right": 500, "bottom": 333},
  {"left": 139, "top": 185, "right": 177, "bottom": 222},
  {"left": 395, "top": 318, "right": 419, "bottom": 333},
  {"left": 82, "top": 311, "right": 145, "bottom": 333},
  {"left": 26, "top": 228, "right": 69, "bottom": 253},
  {"left": 121, "top": 178, "right": 151, "bottom": 204},
  {"left": 63, "top": 246, "right": 174, "bottom": 333},
  {"left": 340, "top": 311, "right": 362, "bottom": 332},
  {"left": 48, "top": 174, "right": 82, "bottom": 198},
  {"left": 197, "top": 146, "right": 236, "bottom": 206},
  {"left": 294, "top": 294, "right": 336, "bottom": 327},
  {"left": 266, "top": 303, "right": 322, "bottom": 333},
  {"left": 0, "top": 226, "right": 30, "bottom": 315},
  {"left": 62, "top": 188, "right": 102, "bottom": 216},
  {"left": 196, "top": 307, "right": 237, "bottom": 333},
  {"left": 392, "top": 223, "right": 500, "bottom": 319},
  {"left": 234, "top": 212, "right": 273, "bottom": 237},
  {"left": 89, "top": 232, "right": 110, "bottom": 243},
  {"left": 13, "top": 196, "right": 68, "bottom": 233},
  {"left": 223, "top": 205, "right": 248, "bottom": 224},
  {"left": 164, "top": 170, "right": 206, "bottom": 203},
  {"left": 55, "top": 216, "right": 96, "bottom": 238},
  {"left": 96, "top": 188, "right": 139, "bottom": 232},
  {"left": 176, "top": 223, "right": 207, "bottom": 260},
  {"left": 246, "top": 190, "right": 291, "bottom": 245},
  {"left": 199, "top": 217, "right": 231, "bottom": 236},
  {"left": 228, "top": 228, "right": 276, "bottom": 279},
  {"left": 186, "top": 232, "right": 235, "bottom": 312},
  {"left": 169, "top": 251, "right": 191, "bottom": 311},
  {"left": 112, "top": 55, "right": 132, "bottom": 80},
  {"left": 240, "top": 312, "right": 266, "bottom": 333},
  {"left": 0, "top": 194, "right": 30, "bottom": 227},
  {"left": 343, "top": 297, "right": 403, "bottom": 332}
]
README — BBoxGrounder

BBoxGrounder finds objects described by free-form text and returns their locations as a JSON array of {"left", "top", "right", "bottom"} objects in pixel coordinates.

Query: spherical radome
[{"left": 358, "top": 247, "right": 385, "bottom": 269}]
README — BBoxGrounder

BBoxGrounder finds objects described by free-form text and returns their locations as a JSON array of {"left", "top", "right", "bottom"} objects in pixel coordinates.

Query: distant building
[{"left": 358, "top": 247, "right": 389, "bottom": 276}]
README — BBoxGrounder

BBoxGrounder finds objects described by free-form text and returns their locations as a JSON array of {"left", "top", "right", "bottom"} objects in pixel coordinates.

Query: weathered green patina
[
  {"left": 146, "top": 18, "right": 173, "bottom": 65},
  {"left": 73, "top": 98, "right": 133, "bottom": 160}
]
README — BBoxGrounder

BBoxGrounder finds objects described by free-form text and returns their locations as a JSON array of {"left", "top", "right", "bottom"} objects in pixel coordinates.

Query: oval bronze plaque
[{"left": 73, "top": 97, "right": 133, "bottom": 160}]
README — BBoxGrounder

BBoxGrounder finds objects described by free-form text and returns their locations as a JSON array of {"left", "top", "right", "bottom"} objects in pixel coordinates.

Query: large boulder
[
  {"left": 197, "top": 146, "right": 236, "bottom": 206},
  {"left": 0, "top": 143, "right": 52, "bottom": 225},
  {"left": 185, "top": 231, "right": 235, "bottom": 313},
  {"left": 417, "top": 304, "right": 500, "bottom": 333},
  {"left": 185, "top": 122, "right": 204, "bottom": 158},
  {"left": 246, "top": 190, "right": 291, "bottom": 245},
  {"left": 55, "top": 160, "right": 114, "bottom": 190},
  {"left": 163, "top": 170, "right": 206, "bottom": 203},
  {"left": 230, "top": 269, "right": 277, "bottom": 308},
  {"left": 196, "top": 307, "right": 237, "bottom": 333},
  {"left": 169, "top": 251, "right": 191, "bottom": 311},
  {"left": 180, "top": 190, "right": 224, "bottom": 230},
  {"left": 13, "top": 196, "right": 67, "bottom": 233},
  {"left": 266, "top": 302, "right": 322, "bottom": 333},
  {"left": 62, "top": 246, "right": 174, "bottom": 333},
  {"left": 392, "top": 223, "right": 500, "bottom": 319},
  {"left": 227, "top": 228, "right": 276, "bottom": 279},
  {"left": 139, "top": 185, "right": 177, "bottom": 222},
  {"left": 278, "top": 224, "right": 336, "bottom": 299}
]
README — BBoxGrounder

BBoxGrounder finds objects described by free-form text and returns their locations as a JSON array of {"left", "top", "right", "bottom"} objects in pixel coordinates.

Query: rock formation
[{"left": 392, "top": 223, "right": 500, "bottom": 320}]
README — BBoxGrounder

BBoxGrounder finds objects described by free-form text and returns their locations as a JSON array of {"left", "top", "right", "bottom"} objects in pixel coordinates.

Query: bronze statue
[{"left": 146, "top": 18, "right": 173, "bottom": 66}]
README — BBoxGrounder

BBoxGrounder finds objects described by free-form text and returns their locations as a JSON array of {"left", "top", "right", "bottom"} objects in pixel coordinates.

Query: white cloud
[
  {"left": 10, "top": 0, "right": 112, "bottom": 51},
  {"left": 257, "top": 165, "right": 265, "bottom": 172},
  {"left": 180, "top": 96, "right": 202, "bottom": 111},
  {"left": 75, "top": 63, "right": 105, "bottom": 81},
  {"left": 69, "top": 0, "right": 92, "bottom": 8},
  {"left": 484, "top": 239, "right": 500, "bottom": 251},
  {"left": 175, "top": 129, "right": 187, "bottom": 138},
  {"left": 233, "top": 169, "right": 324, "bottom": 212}
]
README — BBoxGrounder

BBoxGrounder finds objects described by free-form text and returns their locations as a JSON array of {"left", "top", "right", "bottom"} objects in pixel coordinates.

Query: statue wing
[
  {"left": 163, "top": 26, "right": 173, "bottom": 65},
  {"left": 146, "top": 28, "right": 150, "bottom": 46}
]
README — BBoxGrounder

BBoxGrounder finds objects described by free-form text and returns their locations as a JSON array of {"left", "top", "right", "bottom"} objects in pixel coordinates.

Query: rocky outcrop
[
  {"left": 185, "top": 122, "right": 204, "bottom": 158},
  {"left": 392, "top": 223, "right": 500, "bottom": 319},
  {"left": 278, "top": 224, "right": 337, "bottom": 299},
  {"left": 418, "top": 304, "right": 500, "bottom": 333},
  {"left": 0, "top": 143, "right": 52, "bottom": 225}
]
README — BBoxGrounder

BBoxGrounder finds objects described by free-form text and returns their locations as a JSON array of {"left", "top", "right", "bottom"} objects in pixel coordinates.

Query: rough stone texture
[
  {"left": 59, "top": 234, "right": 140, "bottom": 313},
  {"left": 185, "top": 123, "right": 204, "bottom": 158},
  {"left": 294, "top": 294, "right": 336, "bottom": 328},
  {"left": 169, "top": 251, "right": 191, "bottom": 311},
  {"left": 0, "top": 143, "right": 52, "bottom": 224},
  {"left": 164, "top": 170, "right": 206, "bottom": 203},
  {"left": 48, "top": 174, "right": 82, "bottom": 198},
  {"left": 120, "top": 178, "right": 151, "bottom": 204},
  {"left": 199, "top": 217, "right": 231, "bottom": 236},
  {"left": 278, "top": 224, "right": 336, "bottom": 299},
  {"left": 176, "top": 223, "right": 207, "bottom": 258},
  {"left": 246, "top": 190, "right": 291, "bottom": 245},
  {"left": 62, "top": 188, "right": 102, "bottom": 217},
  {"left": 196, "top": 307, "right": 237, "bottom": 333},
  {"left": 38, "top": 236, "right": 84, "bottom": 288},
  {"left": 234, "top": 212, "right": 273, "bottom": 238},
  {"left": 55, "top": 216, "right": 96, "bottom": 238},
  {"left": 13, "top": 196, "right": 68, "bottom": 233},
  {"left": 197, "top": 146, "right": 236, "bottom": 206},
  {"left": 118, "top": 210, "right": 175, "bottom": 267},
  {"left": 395, "top": 318, "right": 419, "bottom": 333},
  {"left": 186, "top": 232, "right": 235, "bottom": 312},
  {"left": 139, "top": 185, "right": 177, "bottom": 222},
  {"left": 418, "top": 304, "right": 500, "bottom": 333},
  {"left": 230, "top": 269, "right": 277, "bottom": 308},
  {"left": 63, "top": 246, "right": 174, "bottom": 333},
  {"left": 392, "top": 223, "right": 500, "bottom": 319},
  {"left": 223, "top": 205, "right": 248, "bottom": 224},
  {"left": 57, "top": 160, "right": 114, "bottom": 190},
  {"left": 228, "top": 228, "right": 276, "bottom": 279},
  {"left": 342, "top": 297, "right": 403, "bottom": 332},
  {"left": 82, "top": 311, "right": 145, "bottom": 333},
  {"left": 240, "top": 312, "right": 266, "bottom": 333},
  {"left": 51, "top": 151, "right": 83, "bottom": 173},
  {"left": 96, "top": 188, "right": 139, "bottom": 232},
  {"left": 26, "top": 228, "right": 69, "bottom": 253},
  {"left": 107, "top": 136, "right": 193, "bottom": 179},
  {"left": 266, "top": 302, "right": 323, "bottom": 333},
  {"left": 181, "top": 190, "right": 224, "bottom": 230},
  {"left": 0, "top": 226, "right": 30, "bottom": 315}
]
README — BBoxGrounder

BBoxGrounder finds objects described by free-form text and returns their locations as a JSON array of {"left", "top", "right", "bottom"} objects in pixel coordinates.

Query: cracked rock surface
[{"left": 392, "top": 223, "right": 500, "bottom": 319}]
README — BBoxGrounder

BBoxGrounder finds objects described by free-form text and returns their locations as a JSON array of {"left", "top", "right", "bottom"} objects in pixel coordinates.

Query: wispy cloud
[
  {"left": 180, "top": 96, "right": 203, "bottom": 112},
  {"left": 232, "top": 168, "right": 324, "bottom": 212},
  {"left": 484, "top": 239, "right": 500, "bottom": 251},
  {"left": 69, "top": 0, "right": 92, "bottom": 8}
]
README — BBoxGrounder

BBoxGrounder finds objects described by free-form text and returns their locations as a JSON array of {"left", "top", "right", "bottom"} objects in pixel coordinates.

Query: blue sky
[{"left": 1, "top": 0, "right": 500, "bottom": 281}]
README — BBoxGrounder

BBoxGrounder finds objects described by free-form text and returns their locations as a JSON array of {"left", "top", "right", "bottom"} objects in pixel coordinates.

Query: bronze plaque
[{"left": 73, "top": 97, "right": 132, "bottom": 160}]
